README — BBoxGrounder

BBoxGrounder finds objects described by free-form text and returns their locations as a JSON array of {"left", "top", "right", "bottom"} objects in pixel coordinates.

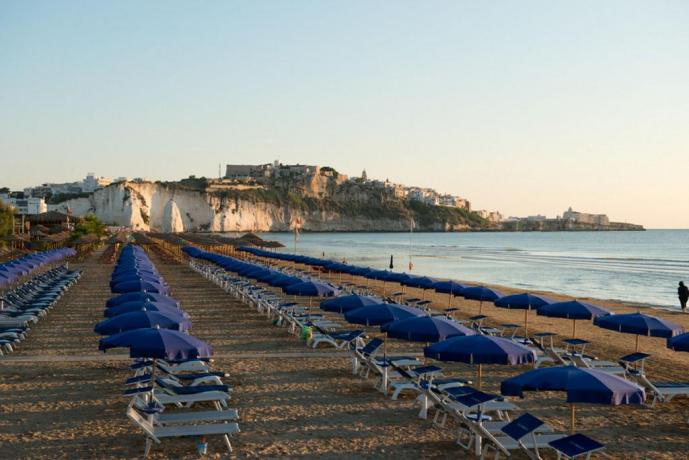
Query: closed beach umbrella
[
  {"left": 667, "top": 332, "right": 689, "bottom": 352},
  {"left": 501, "top": 365, "right": 645, "bottom": 432},
  {"left": 462, "top": 286, "right": 504, "bottom": 315},
  {"left": 537, "top": 300, "right": 610, "bottom": 338},
  {"left": 383, "top": 316, "right": 476, "bottom": 342},
  {"left": 494, "top": 293, "right": 553, "bottom": 337},
  {"left": 424, "top": 335, "right": 536, "bottom": 388},
  {"left": 345, "top": 303, "right": 425, "bottom": 326},
  {"left": 594, "top": 312, "right": 683, "bottom": 351},
  {"left": 94, "top": 311, "right": 192, "bottom": 335},
  {"left": 320, "top": 294, "right": 384, "bottom": 314}
]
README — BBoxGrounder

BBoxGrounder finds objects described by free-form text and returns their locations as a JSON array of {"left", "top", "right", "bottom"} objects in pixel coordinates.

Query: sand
[{"left": 1, "top": 245, "right": 689, "bottom": 459}]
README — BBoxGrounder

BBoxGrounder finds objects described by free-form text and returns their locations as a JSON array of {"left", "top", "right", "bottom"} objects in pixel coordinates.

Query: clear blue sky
[{"left": 1, "top": 1, "right": 688, "bottom": 228}]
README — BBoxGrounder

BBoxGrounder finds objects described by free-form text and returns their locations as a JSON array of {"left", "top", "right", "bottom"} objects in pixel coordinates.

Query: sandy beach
[{"left": 2, "top": 244, "right": 689, "bottom": 459}]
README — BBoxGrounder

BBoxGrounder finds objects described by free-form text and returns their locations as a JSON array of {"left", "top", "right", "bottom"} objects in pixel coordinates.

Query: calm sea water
[{"left": 250, "top": 230, "right": 689, "bottom": 309}]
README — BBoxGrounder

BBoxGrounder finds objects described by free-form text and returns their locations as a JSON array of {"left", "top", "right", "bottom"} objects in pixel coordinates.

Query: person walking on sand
[{"left": 679, "top": 281, "right": 689, "bottom": 312}]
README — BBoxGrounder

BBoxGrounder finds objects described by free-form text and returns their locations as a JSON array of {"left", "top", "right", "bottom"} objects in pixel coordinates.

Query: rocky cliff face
[{"left": 52, "top": 182, "right": 472, "bottom": 232}]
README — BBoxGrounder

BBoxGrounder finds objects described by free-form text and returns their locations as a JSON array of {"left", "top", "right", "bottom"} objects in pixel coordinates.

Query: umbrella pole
[
  {"left": 572, "top": 320, "right": 576, "bottom": 338},
  {"left": 479, "top": 300, "right": 483, "bottom": 315},
  {"left": 477, "top": 364, "right": 482, "bottom": 390},
  {"left": 149, "top": 358, "right": 157, "bottom": 403},
  {"left": 635, "top": 335, "right": 640, "bottom": 352},
  {"left": 448, "top": 292, "right": 452, "bottom": 309},
  {"left": 383, "top": 281, "right": 386, "bottom": 297},
  {"left": 570, "top": 404, "right": 576, "bottom": 434},
  {"left": 524, "top": 309, "right": 529, "bottom": 338}
]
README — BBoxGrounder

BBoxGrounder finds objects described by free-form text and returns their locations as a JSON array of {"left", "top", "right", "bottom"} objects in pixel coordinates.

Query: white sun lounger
[
  {"left": 619, "top": 352, "right": 689, "bottom": 406},
  {"left": 126, "top": 405, "right": 240, "bottom": 457}
]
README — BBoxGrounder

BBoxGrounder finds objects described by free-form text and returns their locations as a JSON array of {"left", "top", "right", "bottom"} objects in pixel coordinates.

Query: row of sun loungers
[
  {"left": 0, "top": 265, "right": 81, "bottom": 355},
  {"left": 189, "top": 258, "right": 605, "bottom": 458},
  {"left": 102, "top": 245, "right": 239, "bottom": 457},
  {"left": 124, "top": 357, "right": 238, "bottom": 456}
]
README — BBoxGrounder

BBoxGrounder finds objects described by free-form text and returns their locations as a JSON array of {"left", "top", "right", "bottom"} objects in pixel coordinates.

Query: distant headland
[{"left": 1, "top": 165, "right": 643, "bottom": 232}]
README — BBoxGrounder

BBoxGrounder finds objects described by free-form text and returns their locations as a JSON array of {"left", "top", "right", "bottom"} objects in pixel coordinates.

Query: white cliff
[{"left": 51, "top": 181, "right": 473, "bottom": 232}]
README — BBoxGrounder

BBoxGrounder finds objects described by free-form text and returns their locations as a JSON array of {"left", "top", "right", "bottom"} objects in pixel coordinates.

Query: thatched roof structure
[
  {"left": 47, "top": 232, "right": 71, "bottom": 243},
  {"left": 130, "top": 233, "right": 154, "bottom": 245},
  {"left": 2, "top": 234, "right": 28, "bottom": 242},
  {"left": 108, "top": 233, "right": 130, "bottom": 244},
  {"left": 74, "top": 234, "right": 100, "bottom": 244},
  {"left": 26, "top": 211, "right": 80, "bottom": 226}
]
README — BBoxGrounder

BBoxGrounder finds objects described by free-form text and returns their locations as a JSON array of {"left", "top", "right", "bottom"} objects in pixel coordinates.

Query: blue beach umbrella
[
  {"left": 494, "top": 293, "right": 553, "bottom": 336},
  {"left": 110, "top": 274, "right": 164, "bottom": 290},
  {"left": 383, "top": 316, "right": 476, "bottom": 342},
  {"left": 99, "top": 328, "right": 212, "bottom": 394},
  {"left": 462, "top": 286, "right": 505, "bottom": 315},
  {"left": 283, "top": 280, "right": 339, "bottom": 307},
  {"left": 111, "top": 279, "right": 169, "bottom": 295},
  {"left": 432, "top": 280, "right": 467, "bottom": 295},
  {"left": 350, "top": 266, "right": 374, "bottom": 277},
  {"left": 401, "top": 276, "right": 436, "bottom": 289},
  {"left": 99, "top": 328, "right": 212, "bottom": 360},
  {"left": 537, "top": 300, "right": 610, "bottom": 338},
  {"left": 106, "top": 292, "right": 179, "bottom": 309},
  {"left": 283, "top": 280, "right": 339, "bottom": 297},
  {"left": 105, "top": 301, "right": 188, "bottom": 318},
  {"left": 266, "top": 274, "right": 304, "bottom": 288},
  {"left": 594, "top": 312, "right": 683, "bottom": 351},
  {"left": 401, "top": 276, "right": 436, "bottom": 301},
  {"left": 386, "top": 272, "right": 411, "bottom": 283},
  {"left": 94, "top": 311, "right": 192, "bottom": 335},
  {"left": 254, "top": 269, "right": 283, "bottom": 283},
  {"left": 366, "top": 270, "right": 396, "bottom": 295},
  {"left": 432, "top": 280, "right": 468, "bottom": 308},
  {"left": 345, "top": 303, "right": 425, "bottom": 326},
  {"left": 320, "top": 294, "right": 384, "bottom": 314},
  {"left": 667, "top": 332, "right": 689, "bottom": 352},
  {"left": 501, "top": 365, "right": 646, "bottom": 432},
  {"left": 425, "top": 335, "right": 536, "bottom": 388}
]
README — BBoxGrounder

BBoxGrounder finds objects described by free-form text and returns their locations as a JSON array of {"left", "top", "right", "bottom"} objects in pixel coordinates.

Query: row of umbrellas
[
  {"left": 224, "top": 246, "right": 689, "bottom": 432},
  {"left": 239, "top": 246, "right": 689, "bottom": 352},
  {"left": 0, "top": 247, "right": 76, "bottom": 288},
  {"left": 98, "top": 245, "right": 212, "bottom": 377}
]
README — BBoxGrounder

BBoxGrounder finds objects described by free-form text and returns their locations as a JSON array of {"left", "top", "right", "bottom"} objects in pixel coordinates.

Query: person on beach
[{"left": 679, "top": 282, "right": 689, "bottom": 312}]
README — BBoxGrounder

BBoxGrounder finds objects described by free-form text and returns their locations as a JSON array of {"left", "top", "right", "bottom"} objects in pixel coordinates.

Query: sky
[{"left": 1, "top": 1, "right": 688, "bottom": 228}]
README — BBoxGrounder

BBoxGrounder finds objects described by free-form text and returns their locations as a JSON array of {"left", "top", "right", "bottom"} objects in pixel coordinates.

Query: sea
[{"left": 248, "top": 230, "right": 689, "bottom": 309}]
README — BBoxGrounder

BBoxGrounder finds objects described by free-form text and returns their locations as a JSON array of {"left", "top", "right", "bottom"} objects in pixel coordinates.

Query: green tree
[
  {"left": 71, "top": 214, "right": 107, "bottom": 239},
  {"left": 0, "top": 199, "right": 14, "bottom": 242}
]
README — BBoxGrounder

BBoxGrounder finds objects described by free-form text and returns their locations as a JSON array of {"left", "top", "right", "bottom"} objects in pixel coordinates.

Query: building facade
[
  {"left": 562, "top": 207, "right": 609, "bottom": 226},
  {"left": 0, "top": 194, "right": 47, "bottom": 215}
]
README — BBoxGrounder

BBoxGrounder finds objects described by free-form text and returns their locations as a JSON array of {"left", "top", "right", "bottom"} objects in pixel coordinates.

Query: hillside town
[
  {"left": 222, "top": 160, "right": 480, "bottom": 213},
  {"left": 0, "top": 163, "right": 640, "bottom": 231}
]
